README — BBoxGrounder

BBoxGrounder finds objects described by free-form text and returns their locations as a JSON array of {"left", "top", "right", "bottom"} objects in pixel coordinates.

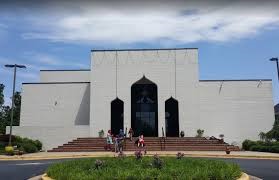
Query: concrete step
[{"left": 48, "top": 137, "right": 240, "bottom": 152}]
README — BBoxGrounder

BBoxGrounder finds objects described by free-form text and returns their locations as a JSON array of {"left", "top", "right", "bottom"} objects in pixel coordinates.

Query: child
[
  {"left": 138, "top": 135, "right": 144, "bottom": 147},
  {"left": 106, "top": 130, "right": 113, "bottom": 150}
]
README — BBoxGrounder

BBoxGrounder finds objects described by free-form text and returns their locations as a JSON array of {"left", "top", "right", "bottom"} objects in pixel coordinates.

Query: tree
[
  {"left": 5, "top": 92, "right": 21, "bottom": 126},
  {"left": 258, "top": 132, "right": 266, "bottom": 141},
  {"left": 0, "top": 84, "right": 6, "bottom": 134},
  {"left": 0, "top": 84, "right": 4, "bottom": 106},
  {"left": 265, "top": 118, "right": 279, "bottom": 141},
  {"left": 0, "top": 83, "right": 21, "bottom": 134}
]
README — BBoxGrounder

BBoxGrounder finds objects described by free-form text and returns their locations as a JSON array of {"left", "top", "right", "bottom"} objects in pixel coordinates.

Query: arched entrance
[
  {"left": 111, "top": 98, "right": 124, "bottom": 135},
  {"left": 131, "top": 76, "right": 158, "bottom": 137},
  {"left": 165, "top": 97, "right": 179, "bottom": 137}
]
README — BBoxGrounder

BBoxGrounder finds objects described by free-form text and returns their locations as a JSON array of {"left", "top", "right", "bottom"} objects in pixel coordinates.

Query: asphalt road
[{"left": 0, "top": 158, "right": 279, "bottom": 180}]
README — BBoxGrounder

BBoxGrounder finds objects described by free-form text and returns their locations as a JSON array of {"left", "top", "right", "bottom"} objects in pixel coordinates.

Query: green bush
[
  {"left": 47, "top": 157, "right": 241, "bottom": 180},
  {"left": 34, "top": 140, "right": 42, "bottom": 150},
  {"left": 242, "top": 139, "right": 257, "bottom": 150},
  {"left": 270, "top": 146, "right": 279, "bottom": 153},
  {"left": 243, "top": 139, "right": 279, "bottom": 153},
  {"left": 11, "top": 136, "right": 42, "bottom": 153},
  {"left": 22, "top": 143, "right": 38, "bottom": 153}
]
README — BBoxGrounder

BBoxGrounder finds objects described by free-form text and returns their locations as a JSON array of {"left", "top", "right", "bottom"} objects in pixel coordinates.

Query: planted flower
[
  {"left": 152, "top": 154, "right": 164, "bottom": 169},
  {"left": 176, "top": 152, "right": 185, "bottom": 159},
  {"left": 94, "top": 159, "right": 105, "bottom": 170},
  {"left": 134, "top": 150, "right": 143, "bottom": 160}
]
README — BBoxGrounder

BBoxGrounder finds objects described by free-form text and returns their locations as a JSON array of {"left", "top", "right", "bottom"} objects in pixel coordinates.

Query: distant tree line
[{"left": 0, "top": 84, "right": 21, "bottom": 134}]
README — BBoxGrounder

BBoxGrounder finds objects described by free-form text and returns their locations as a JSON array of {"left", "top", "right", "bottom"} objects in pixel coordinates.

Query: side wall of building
[
  {"left": 19, "top": 83, "right": 90, "bottom": 126},
  {"left": 199, "top": 80, "right": 274, "bottom": 146},
  {"left": 40, "top": 70, "right": 91, "bottom": 82},
  {"left": 10, "top": 82, "right": 91, "bottom": 150},
  {"left": 90, "top": 49, "right": 200, "bottom": 137}
]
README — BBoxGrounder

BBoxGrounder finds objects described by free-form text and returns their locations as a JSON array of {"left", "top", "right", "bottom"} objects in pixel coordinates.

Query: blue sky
[{"left": 0, "top": 1, "right": 279, "bottom": 105}]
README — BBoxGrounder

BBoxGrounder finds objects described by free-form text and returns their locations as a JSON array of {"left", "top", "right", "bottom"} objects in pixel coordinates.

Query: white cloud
[
  {"left": 19, "top": 1, "right": 279, "bottom": 45},
  {"left": 22, "top": 52, "right": 88, "bottom": 69}
]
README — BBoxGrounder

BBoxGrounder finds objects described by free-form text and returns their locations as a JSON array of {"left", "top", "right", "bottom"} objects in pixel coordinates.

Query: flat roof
[
  {"left": 200, "top": 79, "right": 272, "bottom": 82},
  {"left": 22, "top": 82, "right": 90, "bottom": 85},
  {"left": 91, "top": 47, "right": 198, "bottom": 52},
  {"left": 40, "top": 69, "right": 90, "bottom": 72}
]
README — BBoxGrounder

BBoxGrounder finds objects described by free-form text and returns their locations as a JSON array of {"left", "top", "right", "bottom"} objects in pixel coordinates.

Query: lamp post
[
  {"left": 5, "top": 64, "right": 26, "bottom": 146},
  {"left": 270, "top": 57, "right": 279, "bottom": 82}
]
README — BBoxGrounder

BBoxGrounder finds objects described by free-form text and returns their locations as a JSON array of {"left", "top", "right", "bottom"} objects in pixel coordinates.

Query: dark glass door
[
  {"left": 131, "top": 76, "right": 158, "bottom": 137},
  {"left": 165, "top": 97, "right": 179, "bottom": 137},
  {"left": 111, "top": 98, "right": 124, "bottom": 136}
]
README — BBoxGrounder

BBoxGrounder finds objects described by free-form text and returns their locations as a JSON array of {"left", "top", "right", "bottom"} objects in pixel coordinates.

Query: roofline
[
  {"left": 22, "top": 82, "right": 90, "bottom": 85},
  {"left": 91, "top": 47, "right": 198, "bottom": 52},
  {"left": 199, "top": 79, "right": 272, "bottom": 82},
  {"left": 40, "top": 69, "right": 90, "bottom": 72}
]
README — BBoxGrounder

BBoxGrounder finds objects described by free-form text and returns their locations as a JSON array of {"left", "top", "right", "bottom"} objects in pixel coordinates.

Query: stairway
[{"left": 48, "top": 137, "right": 240, "bottom": 152}]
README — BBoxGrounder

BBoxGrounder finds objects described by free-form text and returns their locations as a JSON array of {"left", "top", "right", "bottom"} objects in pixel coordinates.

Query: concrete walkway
[{"left": 1, "top": 151, "right": 279, "bottom": 161}]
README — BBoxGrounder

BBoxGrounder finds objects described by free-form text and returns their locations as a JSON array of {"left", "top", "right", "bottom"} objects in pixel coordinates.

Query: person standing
[
  {"left": 106, "top": 130, "right": 113, "bottom": 151},
  {"left": 128, "top": 128, "right": 134, "bottom": 141}
]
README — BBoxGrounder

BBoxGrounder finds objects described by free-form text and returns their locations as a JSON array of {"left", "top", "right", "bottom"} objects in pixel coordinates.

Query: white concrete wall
[
  {"left": 199, "top": 80, "right": 275, "bottom": 146},
  {"left": 8, "top": 126, "right": 90, "bottom": 150},
  {"left": 20, "top": 83, "right": 90, "bottom": 126},
  {"left": 90, "top": 49, "right": 199, "bottom": 137},
  {"left": 40, "top": 70, "right": 90, "bottom": 82}
]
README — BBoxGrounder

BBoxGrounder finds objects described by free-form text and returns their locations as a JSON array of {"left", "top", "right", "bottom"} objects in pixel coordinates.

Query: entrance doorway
[
  {"left": 111, "top": 98, "right": 124, "bottom": 135},
  {"left": 131, "top": 76, "right": 158, "bottom": 137},
  {"left": 165, "top": 97, "right": 179, "bottom": 137}
]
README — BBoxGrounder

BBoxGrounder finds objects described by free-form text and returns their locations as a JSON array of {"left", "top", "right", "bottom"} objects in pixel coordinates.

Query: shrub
[
  {"left": 94, "top": 159, "right": 105, "bottom": 170},
  {"left": 22, "top": 143, "right": 38, "bottom": 153},
  {"left": 134, "top": 150, "right": 143, "bottom": 160},
  {"left": 242, "top": 139, "right": 257, "bottom": 150},
  {"left": 270, "top": 146, "right": 279, "bottom": 153},
  {"left": 12, "top": 136, "right": 42, "bottom": 153},
  {"left": 242, "top": 139, "right": 279, "bottom": 153},
  {"left": 176, "top": 152, "right": 184, "bottom": 159},
  {"left": 5, "top": 146, "right": 14, "bottom": 155},
  {"left": 34, "top": 140, "right": 42, "bottom": 151},
  {"left": 196, "top": 129, "right": 204, "bottom": 137},
  {"left": 98, "top": 130, "right": 104, "bottom": 138},
  {"left": 219, "top": 134, "right": 224, "bottom": 139},
  {"left": 180, "top": 131, "right": 185, "bottom": 137},
  {"left": 152, "top": 154, "right": 164, "bottom": 169}
]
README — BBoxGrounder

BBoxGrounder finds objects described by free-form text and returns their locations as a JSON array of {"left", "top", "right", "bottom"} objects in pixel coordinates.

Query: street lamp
[
  {"left": 270, "top": 57, "right": 279, "bottom": 82},
  {"left": 4, "top": 64, "right": 26, "bottom": 146}
]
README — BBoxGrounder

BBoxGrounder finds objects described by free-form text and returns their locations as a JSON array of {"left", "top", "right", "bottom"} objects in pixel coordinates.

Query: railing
[{"left": 160, "top": 127, "right": 166, "bottom": 150}]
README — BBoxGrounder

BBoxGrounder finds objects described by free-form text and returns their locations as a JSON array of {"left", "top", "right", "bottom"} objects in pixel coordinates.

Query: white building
[{"left": 9, "top": 48, "right": 275, "bottom": 150}]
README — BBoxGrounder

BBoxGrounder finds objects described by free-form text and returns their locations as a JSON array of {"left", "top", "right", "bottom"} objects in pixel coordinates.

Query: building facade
[{"left": 8, "top": 48, "right": 275, "bottom": 150}]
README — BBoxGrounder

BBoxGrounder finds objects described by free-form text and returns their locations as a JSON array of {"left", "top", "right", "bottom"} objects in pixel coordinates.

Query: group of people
[
  {"left": 106, "top": 129, "right": 125, "bottom": 153},
  {"left": 105, "top": 128, "right": 145, "bottom": 153}
]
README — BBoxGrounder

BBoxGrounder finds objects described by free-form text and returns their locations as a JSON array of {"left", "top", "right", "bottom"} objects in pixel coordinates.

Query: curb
[
  {"left": 237, "top": 173, "right": 250, "bottom": 180},
  {"left": 1, "top": 153, "right": 279, "bottom": 161},
  {"left": 42, "top": 173, "right": 53, "bottom": 180},
  {"left": 40, "top": 172, "right": 251, "bottom": 180}
]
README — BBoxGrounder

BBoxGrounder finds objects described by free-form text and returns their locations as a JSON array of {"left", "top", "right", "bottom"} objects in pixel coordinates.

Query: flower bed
[{"left": 47, "top": 156, "right": 241, "bottom": 179}]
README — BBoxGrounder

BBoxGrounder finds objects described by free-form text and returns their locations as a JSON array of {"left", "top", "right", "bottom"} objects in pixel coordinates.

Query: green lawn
[{"left": 47, "top": 156, "right": 241, "bottom": 180}]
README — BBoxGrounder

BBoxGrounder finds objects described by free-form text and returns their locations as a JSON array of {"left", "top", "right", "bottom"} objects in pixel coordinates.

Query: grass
[{"left": 47, "top": 156, "right": 242, "bottom": 180}]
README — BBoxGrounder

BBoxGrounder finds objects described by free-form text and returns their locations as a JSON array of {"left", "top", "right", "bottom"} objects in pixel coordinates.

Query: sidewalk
[{"left": 1, "top": 151, "right": 279, "bottom": 161}]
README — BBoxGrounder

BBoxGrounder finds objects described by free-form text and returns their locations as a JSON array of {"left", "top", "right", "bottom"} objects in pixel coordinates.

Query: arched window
[
  {"left": 111, "top": 98, "right": 124, "bottom": 135},
  {"left": 131, "top": 76, "right": 158, "bottom": 137},
  {"left": 165, "top": 97, "right": 179, "bottom": 137}
]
